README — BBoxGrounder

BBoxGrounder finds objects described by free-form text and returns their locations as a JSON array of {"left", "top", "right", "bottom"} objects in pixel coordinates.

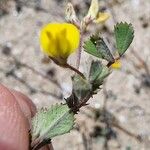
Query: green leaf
[
  {"left": 89, "top": 61, "right": 110, "bottom": 91},
  {"left": 114, "top": 22, "right": 134, "bottom": 56},
  {"left": 89, "top": 61, "right": 103, "bottom": 82},
  {"left": 72, "top": 75, "right": 92, "bottom": 100},
  {"left": 96, "top": 65, "right": 110, "bottom": 84},
  {"left": 31, "top": 104, "right": 74, "bottom": 142},
  {"left": 84, "top": 37, "right": 101, "bottom": 58},
  {"left": 84, "top": 35, "right": 114, "bottom": 63},
  {"left": 95, "top": 37, "right": 115, "bottom": 63}
]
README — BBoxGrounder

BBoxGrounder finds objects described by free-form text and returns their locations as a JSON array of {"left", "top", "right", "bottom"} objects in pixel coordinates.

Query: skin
[{"left": 0, "top": 84, "right": 53, "bottom": 150}]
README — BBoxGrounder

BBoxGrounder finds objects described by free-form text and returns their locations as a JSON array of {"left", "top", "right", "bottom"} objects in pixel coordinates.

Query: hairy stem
[
  {"left": 76, "top": 30, "right": 83, "bottom": 69},
  {"left": 65, "top": 63, "right": 85, "bottom": 79},
  {"left": 32, "top": 139, "right": 52, "bottom": 150},
  {"left": 49, "top": 56, "right": 85, "bottom": 78}
]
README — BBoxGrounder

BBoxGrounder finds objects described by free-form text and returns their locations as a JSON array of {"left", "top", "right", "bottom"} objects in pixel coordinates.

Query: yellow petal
[
  {"left": 40, "top": 23, "right": 80, "bottom": 63},
  {"left": 95, "top": 12, "right": 110, "bottom": 23},
  {"left": 111, "top": 60, "right": 121, "bottom": 69}
]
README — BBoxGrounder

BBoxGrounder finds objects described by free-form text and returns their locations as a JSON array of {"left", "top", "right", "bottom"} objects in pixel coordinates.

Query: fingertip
[
  {"left": 11, "top": 90, "right": 36, "bottom": 121},
  {"left": 0, "top": 84, "right": 29, "bottom": 150}
]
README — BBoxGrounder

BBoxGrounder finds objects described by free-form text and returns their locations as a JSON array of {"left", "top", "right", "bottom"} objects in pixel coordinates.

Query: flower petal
[
  {"left": 111, "top": 60, "right": 121, "bottom": 69},
  {"left": 95, "top": 12, "right": 110, "bottom": 23},
  {"left": 40, "top": 23, "right": 80, "bottom": 63}
]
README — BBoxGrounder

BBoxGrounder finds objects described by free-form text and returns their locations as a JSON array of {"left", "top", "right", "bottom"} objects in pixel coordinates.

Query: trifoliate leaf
[
  {"left": 31, "top": 104, "right": 74, "bottom": 142},
  {"left": 72, "top": 75, "right": 92, "bottom": 100},
  {"left": 84, "top": 35, "right": 115, "bottom": 63},
  {"left": 89, "top": 61, "right": 110, "bottom": 91},
  {"left": 114, "top": 22, "right": 134, "bottom": 56}
]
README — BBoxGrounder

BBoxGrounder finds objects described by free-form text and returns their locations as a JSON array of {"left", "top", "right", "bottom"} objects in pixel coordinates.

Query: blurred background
[{"left": 0, "top": 0, "right": 150, "bottom": 149}]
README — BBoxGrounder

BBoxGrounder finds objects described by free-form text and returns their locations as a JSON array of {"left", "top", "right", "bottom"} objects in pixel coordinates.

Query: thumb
[{"left": 0, "top": 84, "right": 29, "bottom": 150}]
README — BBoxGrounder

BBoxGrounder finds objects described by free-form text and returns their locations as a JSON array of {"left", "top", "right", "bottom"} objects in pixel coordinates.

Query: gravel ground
[{"left": 0, "top": 0, "right": 150, "bottom": 150}]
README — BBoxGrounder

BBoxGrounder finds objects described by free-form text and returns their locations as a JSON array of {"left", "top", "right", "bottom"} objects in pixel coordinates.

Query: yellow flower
[
  {"left": 111, "top": 60, "right": 121, "bottom": 69},
  {"left": 95, "top": 12, "right": 110, "bottom": 24},
  {"left": 40, "top": 23, "right": 80, "bottom": 64}
]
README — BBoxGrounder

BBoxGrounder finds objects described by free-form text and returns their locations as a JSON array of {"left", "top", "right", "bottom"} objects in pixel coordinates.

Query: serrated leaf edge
[{"left": 114, "top": 22, "right": 134, "bottom": 56}]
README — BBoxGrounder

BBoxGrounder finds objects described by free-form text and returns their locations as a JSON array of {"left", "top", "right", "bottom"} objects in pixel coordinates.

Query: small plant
[{"left": 30, "top": 0, "right": 134, "bottom": 149}]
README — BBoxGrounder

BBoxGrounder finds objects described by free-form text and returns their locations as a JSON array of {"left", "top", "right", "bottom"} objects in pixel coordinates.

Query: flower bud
[
  {"left": 82, "top": 0, "right": 99, "bottom": 31},
  {"left": 65, "top": 3, "right": 79, "bottom": 25},
  {"left": 86, "top": 0, "right": 99, "bottom": 20}
]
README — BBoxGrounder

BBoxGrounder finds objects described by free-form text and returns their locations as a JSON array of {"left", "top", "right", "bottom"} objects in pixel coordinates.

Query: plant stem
[
  {"left": 107, "top": 57, "right": 120, "bottom": 68},
  {"left": 32, "top": 139, "right": 52, "bottom": 150},
  {"left": 77, "top": 92, "right": 93, "bottom": 110},
  {"left": 65, "top": 63, "right": 85, "bottom": 79},
  {"left": 76, "top": 30, "right": 83, "bottom": 69},
  {"left": 49, "top": 56, "right": 85, "bottom": 78}
]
